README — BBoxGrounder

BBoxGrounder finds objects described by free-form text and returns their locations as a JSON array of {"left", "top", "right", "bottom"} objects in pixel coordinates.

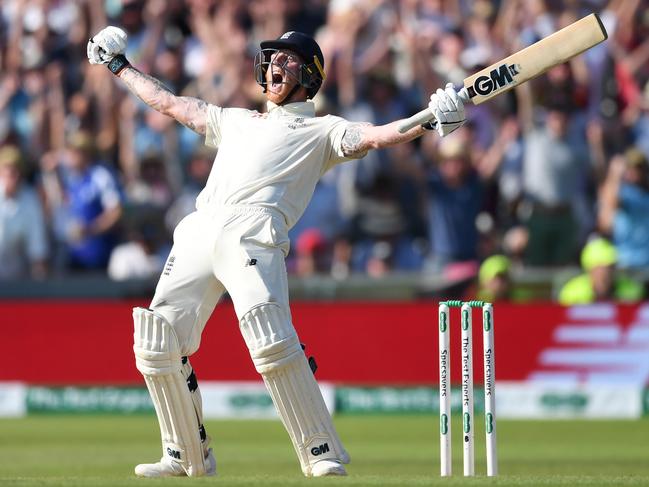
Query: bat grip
[{"left": 397, "top": 87, "right": 469, "bottom": 134}]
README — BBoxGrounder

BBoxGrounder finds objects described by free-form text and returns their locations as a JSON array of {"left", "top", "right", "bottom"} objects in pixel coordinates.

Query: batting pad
[
  {"left": 133, "top": 307, "right": 207, "bottom": 476},
  {"left": 240, "top": 303, "right": 349, "bottom": 475}
]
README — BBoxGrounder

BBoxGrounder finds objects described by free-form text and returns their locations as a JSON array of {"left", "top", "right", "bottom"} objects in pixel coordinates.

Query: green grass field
[{"left": 2, "top": 415, "right": 648, "bottom": 486}]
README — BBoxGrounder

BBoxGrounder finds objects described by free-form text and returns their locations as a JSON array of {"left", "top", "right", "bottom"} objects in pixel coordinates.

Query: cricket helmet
[{"left": 254, "top": 31, "right": 326, "bottom": 100}]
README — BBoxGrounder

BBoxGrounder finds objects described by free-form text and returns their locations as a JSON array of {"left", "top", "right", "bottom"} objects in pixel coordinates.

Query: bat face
[{"left": 462, "top": 13, "right": 607, "bottom": 105}]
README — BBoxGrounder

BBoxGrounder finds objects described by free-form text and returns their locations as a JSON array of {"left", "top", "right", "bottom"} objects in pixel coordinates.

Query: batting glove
[
  {"left": 425, "top": 83, "right": 466, "bottom": 137},
  {"left": 87, "top": 26, "right": 128, "bottom": 65}
]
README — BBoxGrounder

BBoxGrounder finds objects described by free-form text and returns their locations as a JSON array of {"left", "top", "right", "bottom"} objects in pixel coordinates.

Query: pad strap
[{"left": 181, "top": 356, "right": 209, "bottom": 446}]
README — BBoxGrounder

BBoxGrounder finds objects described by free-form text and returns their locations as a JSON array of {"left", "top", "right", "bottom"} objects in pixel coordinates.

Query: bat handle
[{"left": 397, "top": 87, "right": 469, "bottom": 134}]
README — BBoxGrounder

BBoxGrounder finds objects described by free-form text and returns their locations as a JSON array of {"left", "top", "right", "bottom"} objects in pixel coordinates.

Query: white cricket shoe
[
  {"left": 134, "top": 448, "right": 216, "bottom": 477},
  {"left": 311, "top": 459, "right": 347, "bottom": 477}
]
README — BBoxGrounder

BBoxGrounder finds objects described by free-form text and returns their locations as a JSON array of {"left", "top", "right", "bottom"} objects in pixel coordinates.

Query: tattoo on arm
[
  {"left": 121, "top": 68, "right": 175, "bottom": 113},
  {"left": 120, "top": 68, "right": 208, "bottom": 135},
  {"left": 176, "top": 97, "right": 209, "bottom": 135},
  {"left": 341, "top": 122, "right": 373, "bottom": 157}
]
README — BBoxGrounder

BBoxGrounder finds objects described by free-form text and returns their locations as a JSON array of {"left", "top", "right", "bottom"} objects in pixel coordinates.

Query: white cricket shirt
[{"left": 198, "top": 101, "right": 364, "bottom": 229}]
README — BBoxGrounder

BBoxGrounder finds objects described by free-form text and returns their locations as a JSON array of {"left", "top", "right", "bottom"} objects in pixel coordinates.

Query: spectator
[
  {"left": 424, "top": 129, "right": 487, "bottom": 273},
  {"left": 347, "top": 169, "right": 423, "bottom": 275},
  {"left": 165, "top": 146, "right": 214, "bottom": 233},
  {"left": 294, "top": 228, "right": 330, "bottom": 277},
  {"left": 126, "top": 152, "right": 174, "bottom": 210},
  {"left": 477, "top": 254, "right": 512, "bottom": 302},
  {"left": 431, "top": 27, "right": 467, "bottom": 88},
  {"left": 558, "top": 237, "right": 644, "bottom": 305},
  {"left": 479, "top": 117, "right": 524, "bottom": 229},
  {"left": 518, "top": 102, "right": 589, "bottom": 266},
  {"left": 598, "top": 148, "right": 649, "bottom": 269},
  {"left": 0, "top": 145, "right": 48, "bottom": 280},
  {"left": 40, "top": 131, "right": 123, "bottom": 271},
  {"left": 108, "top": 222, "right": 166, "bottom": 281}
]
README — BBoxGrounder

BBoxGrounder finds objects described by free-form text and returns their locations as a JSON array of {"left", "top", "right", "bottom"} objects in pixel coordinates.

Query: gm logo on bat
[{"left": 467, "top": 63, "right": 521, "bottom": 98}]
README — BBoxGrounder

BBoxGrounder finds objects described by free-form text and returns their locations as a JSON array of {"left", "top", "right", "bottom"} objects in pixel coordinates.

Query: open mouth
[{"left": 271, "top": 72, "right": 284, "bottom": 89}]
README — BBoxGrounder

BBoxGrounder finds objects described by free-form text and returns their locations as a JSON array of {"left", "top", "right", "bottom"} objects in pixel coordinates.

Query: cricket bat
[{"left": 397, "top": 13, "right": 608, "bottom": 133}]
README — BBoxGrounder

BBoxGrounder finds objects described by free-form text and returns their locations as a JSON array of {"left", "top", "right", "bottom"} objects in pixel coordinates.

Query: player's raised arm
[
  {"left": 87, "top": 26, "right": 208, "bottom": 135},
  {"left": 340, "top": 83, "right": 466, "bottom": 158}
]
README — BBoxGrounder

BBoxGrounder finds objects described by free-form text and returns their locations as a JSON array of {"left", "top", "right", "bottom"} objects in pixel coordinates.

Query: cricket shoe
[
  {"left": 134, "top": 448, "right": 216, "bottom": 477},
  {"left": 311, "top": 459, "right": 347, "bottom": 477}
]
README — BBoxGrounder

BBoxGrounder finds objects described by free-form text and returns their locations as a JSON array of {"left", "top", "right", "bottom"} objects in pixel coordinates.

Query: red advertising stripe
[{"left": 3, "top": 301, "right": 648, "bottom": 385}]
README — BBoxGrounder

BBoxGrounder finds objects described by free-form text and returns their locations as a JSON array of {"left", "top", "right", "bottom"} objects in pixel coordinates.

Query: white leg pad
[
  {"left": 240, "top": 303, "right": 350, "bottom": 476},
  {"left": 133, "top": 307, "right": 207, "bottom": 477}
]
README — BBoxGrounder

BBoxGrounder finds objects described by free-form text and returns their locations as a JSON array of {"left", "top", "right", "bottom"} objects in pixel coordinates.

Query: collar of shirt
[{"left": 266, "top": 100, "right": 316, "bottom": 118}]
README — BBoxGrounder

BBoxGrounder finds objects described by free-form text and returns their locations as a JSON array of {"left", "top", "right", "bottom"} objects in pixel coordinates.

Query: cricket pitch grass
[{"left": 1, "top": 414, "right": 648, "bottom": 486}]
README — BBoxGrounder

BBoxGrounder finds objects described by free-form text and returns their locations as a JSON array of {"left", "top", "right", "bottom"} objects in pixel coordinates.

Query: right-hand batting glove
[
  {"left": 87, "top": 26, "right": 130, "bottom": 75},
  {"left": 424, "top": 82, "right": 466, "bottom": 137}
]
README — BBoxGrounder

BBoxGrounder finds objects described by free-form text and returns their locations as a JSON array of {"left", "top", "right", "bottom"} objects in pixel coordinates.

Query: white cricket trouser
[
  {"left": 150, "top": 207, "right": 290, "bottom": 353},
  {"left": 146, "top": 206, "right": 349, "bottom": 474}
]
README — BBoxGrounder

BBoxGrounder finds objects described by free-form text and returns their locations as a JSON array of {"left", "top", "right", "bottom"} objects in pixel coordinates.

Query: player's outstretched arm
[
  {"left": 118, "top": 68, "right": 208, "bottom": 135},
  {"left": 341, "top": 83, "right": 465, "bottom": 158},
  {"left": 87, "top": 26, "right": 208, "bottom": 135},
  {"left": 340, "top": 121, "right": 424, "bottom": 158}
]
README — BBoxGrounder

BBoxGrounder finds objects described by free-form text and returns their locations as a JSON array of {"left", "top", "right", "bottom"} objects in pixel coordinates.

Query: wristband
[
  {"left": 107, "top": 54, "right": 130, "bottom": 76},
  {"left": 421, "top": 120, "right": 437, "bottom": 131}
]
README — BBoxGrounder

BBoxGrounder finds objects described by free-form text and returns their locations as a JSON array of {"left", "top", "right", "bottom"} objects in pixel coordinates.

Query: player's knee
[
  {"left": 143, "top": 302, "right": 199, "bottom": 356},
  {"left": 239, "top": 302, "right": 302, "bottom": 375},
  {"left": 133, "top": 307, "right": 182, "bottom": 376}
]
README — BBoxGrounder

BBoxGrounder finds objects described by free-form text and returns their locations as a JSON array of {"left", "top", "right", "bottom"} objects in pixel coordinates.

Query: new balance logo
[
  {"left": 245, "top": 259, "right": 257, "bottom": 267},
  {"left": 310, "top": 443, "right": 330, "bottom": 456},
  {"left": 166, "top": 447, "right": 181, "bottom": 460}
]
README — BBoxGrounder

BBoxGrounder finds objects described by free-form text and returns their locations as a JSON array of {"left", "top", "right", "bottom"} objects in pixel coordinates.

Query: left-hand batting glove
[{"left": 424, "top": 82, "right": 466, "bottom": 137}]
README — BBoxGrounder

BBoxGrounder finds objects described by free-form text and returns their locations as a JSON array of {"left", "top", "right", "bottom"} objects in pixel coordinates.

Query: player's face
[{"left": 265, "top": 49, "right": 303, "bottom": 103}]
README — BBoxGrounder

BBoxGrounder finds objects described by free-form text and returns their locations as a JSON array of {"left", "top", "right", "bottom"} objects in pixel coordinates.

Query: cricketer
[{"left": 87, "top": 26, "right": 464, "bottom": 477}]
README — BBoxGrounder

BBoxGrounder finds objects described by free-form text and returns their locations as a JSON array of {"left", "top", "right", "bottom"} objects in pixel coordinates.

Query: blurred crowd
[{"left": 1, "top": 0, "right": 649, "bottom": 299}]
